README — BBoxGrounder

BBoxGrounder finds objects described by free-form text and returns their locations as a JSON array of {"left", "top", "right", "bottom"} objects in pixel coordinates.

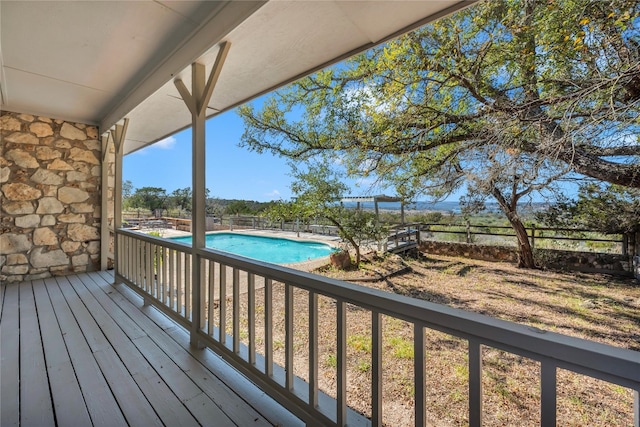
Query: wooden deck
[{"left": 0, "top": 271, "right": 302, "bottom": 427}]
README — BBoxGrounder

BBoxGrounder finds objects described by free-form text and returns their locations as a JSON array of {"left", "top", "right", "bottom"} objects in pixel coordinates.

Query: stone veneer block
[
  {"left": 30, "top": 122, "right": 54, "bottom": 137},
  {"left": 0, "top": 234, "right": 31, "bottom": 254},
  {"left": 48, "top": 159, "right": 74, "bottom": 170},
  {"left": 5, "top": 132, "right": 38, "bottom": 145},
  {"left": 69, "top": 147, "right": 100, "bottom": 165},
  {"left": 30, "top": 247, "right": 69, "bottom": 268},
  {"left": 3, "top": 201, "right": 34, "bottom": 214},
  {"left": 0, "top": 167, "right": 10, "bottom": 183},
  {"left": 33, "top": 227, "right": 59, "bottom": 246},
  {"left": 2, "top": 183, "right": 42, "bottom": 200},
  {"left": 15, "top": 214, "right": 41, "bottom": 228},
  {"left": 2, "top": 265, "right": 29, "bottom": 275},
  {"left": 67, "top": 224, "right": 99, "bottom": 242},
  {"left": 61, "top": 241, "right": 81, "bottom": 253},
  {"left": 36, "top": 146, "right": 62, "bottom": 160},
  {"left": 6, "top": 254, "right": 28, "bottom": 264},
  {"left": 72, "top": 254, "right": 89, "bottom": 266},
  {"left": 58, "top": 213, "right": 85, "bottom": 223},
  {"left": 31, "top": 169, "right": 64, "bottom": 186},
  {"left": 0, "top": 115, "right": 22, "bottom": 131},
  {"left": 5, "top": 149, "right": 39, "bottom": 169},
  {"left": 60, "top": 123, "right": 87, "bottom": 140},
  {"left": 36, "top": 197, "right": 64, "bottom": 214},
  {"left": 41, "top": 215, "right": 56, "bottom": 226},
  {"left": 58, "top": 186, "right": 89, "bottom": 204}
]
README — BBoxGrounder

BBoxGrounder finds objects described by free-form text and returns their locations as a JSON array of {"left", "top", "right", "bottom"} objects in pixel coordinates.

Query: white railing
[{"left": 115, "top": 229, "right": 640, "bottom": 426}]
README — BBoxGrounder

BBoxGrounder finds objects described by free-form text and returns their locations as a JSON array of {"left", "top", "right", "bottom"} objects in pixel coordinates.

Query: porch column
[
  {"left": 100, "top": 134, "right": 110, "bottom": 271},
  {"left": 111, "top": 119, "right": 129, "bottom": 283},
  {"left": 174, "top": 42, "right": 230, "bottom": 346}
]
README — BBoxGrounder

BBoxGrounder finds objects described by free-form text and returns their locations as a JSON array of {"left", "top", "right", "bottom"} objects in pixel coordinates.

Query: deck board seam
[
  {"left": 87, "top": 272, "right": 254, "bottom": 426},
  {"left": 99, "top": 271, "right": 301, "bottom": 427},
  {"left": 65, "top": 273, "right": 200, "bottom": 426}
]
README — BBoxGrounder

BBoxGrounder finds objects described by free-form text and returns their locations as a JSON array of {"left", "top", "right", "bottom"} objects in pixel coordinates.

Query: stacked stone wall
[
  {"left": 1, "top": 111, "right": 103, "bottom": 282},
  {"left": 418, "top": 241, "right": 635, "bottom": 277}
]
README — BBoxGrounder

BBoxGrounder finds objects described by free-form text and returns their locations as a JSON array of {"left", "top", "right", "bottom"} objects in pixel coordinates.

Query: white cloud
[
  {"left": 155, "top": 136, "right": 177, "bottom": 150},
  {"left": 265, "top": 189, "right": 281, "bottom": 199}
]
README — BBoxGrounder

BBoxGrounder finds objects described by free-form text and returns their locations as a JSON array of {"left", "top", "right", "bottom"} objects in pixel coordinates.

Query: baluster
[
  {"left": 372, "top": 311, "right": 382, "bottom": 426},
  {"left": 469, "top": 339, "right": 483, "bottom": 427},
  {"left": 185, "top": 253, "right": 191, "bottom": 320},
  {"left": 176, "top": 251, "right": 184, "bottom": 315},
  {"left": 233, "top": 268, "right": 240, "bottom": 354},
  {"left": 208, "top": 261, "right": 215, "bottom": 336},
  {"left": 285, "top": 283, "right": 294, "bottom": 390},
  {"left": 337, "top": 300, "right": 346, "bottom": 426},
  {"left": 309, "top": 291, "right": 318, "bottom": 408},
  {"left": 265, "top": 278, "right": 273, "bottom": 377},
  {"left": 540, "top": 361, "right": 556, "bottom": 427},
  {"left": 170, "top": 249, "right": 176, "bottom": 311},
  {"left": 248, "top": 273, "right": 256, "bottom": 365},
  {"left": 219, "top": 265, "right": 227, "bottom": 344},
  {"left": 414, "top": 324, "right": 425, "bottom": 427}
]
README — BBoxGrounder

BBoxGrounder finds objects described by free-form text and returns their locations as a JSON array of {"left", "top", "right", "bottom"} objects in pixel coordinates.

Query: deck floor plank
[
  {"left": 3, "top": 271, "right": 297, "bottom": 427},
  {"left": 46, "top": 276, "right": 128, "bottom": 427},
  {"left": 0, "top": 282, "right": 20, "bottom": 427},
  {"left": 64, "top": 274, "right": 200, "bottom": 427},
  {"left": 87, "top": 272, "right": 274, "bottom": 426},
  {"left": 32, "top": 279, "right": 93, "bottom": 426},
  {"left": 92, "top": 347, "right": 163, "bottom": 427},
  {"left": 19, "top": 281, "right": 55, "bottom": 426},
  {"left": 102, "top": 273, "right": 304, "bottom": 427}
]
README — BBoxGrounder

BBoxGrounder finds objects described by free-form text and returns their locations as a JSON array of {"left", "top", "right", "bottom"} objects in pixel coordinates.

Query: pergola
[{"left": 342, "top": 195, "right": 405, "bottom": 224}]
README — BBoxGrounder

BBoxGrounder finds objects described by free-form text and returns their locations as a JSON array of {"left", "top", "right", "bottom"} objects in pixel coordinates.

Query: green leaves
[{"left": 237, "top": 0, "right": 640, "bottom": 195}]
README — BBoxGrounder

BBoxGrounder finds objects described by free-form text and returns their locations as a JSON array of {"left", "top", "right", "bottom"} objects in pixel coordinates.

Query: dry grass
[{"left": 217, "top": 252, "right": 639, "bottom": 426}]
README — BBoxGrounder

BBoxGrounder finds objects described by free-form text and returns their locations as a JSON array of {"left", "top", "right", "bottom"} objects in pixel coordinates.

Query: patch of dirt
[{"left": 223, "top": 252, "right": 640, "bottom": 426}]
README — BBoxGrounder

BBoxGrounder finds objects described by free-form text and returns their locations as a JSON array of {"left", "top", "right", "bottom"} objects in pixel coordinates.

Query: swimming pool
[{"left": 170, "top": 233, "right": 336, "bottom": 264}]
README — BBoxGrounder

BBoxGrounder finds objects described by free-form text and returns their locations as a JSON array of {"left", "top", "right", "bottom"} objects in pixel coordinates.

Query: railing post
[{"left": 466, "top": 220, "right": 471, "bottom": 244}]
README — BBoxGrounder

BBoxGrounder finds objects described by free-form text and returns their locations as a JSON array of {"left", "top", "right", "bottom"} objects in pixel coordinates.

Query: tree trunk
[
  {"left": 508, "top": 213, "right": 536, "bottom": 269},
  {"left": 327, "top": 216, "right": 361, "bottom": 265},
  {"left": 490, "top": 187, "right": 537, "bottom": 269}
]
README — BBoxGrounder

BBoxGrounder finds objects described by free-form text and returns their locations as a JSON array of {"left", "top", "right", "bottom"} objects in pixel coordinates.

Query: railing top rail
[{"left": 117, "top": 228, "right": 191, "bottom": 252}]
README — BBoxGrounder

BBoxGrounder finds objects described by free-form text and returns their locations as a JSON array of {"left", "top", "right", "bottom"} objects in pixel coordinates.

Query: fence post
[
  {"left": 466, "top": 220, "right": 471, "bottom": 244},
  {"left": 230, "top": 217, "right": 233, "bottom": 231},
  {"left": 531, "top": 224, "right": 536, "bottom": 249},
  {"left": 622, "top": 233, "right": 628, "bottom": 256}
]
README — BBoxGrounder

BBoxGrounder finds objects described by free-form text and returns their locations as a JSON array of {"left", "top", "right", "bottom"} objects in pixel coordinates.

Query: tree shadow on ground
[{"left": 375, "top": 253, "right": 640, "bottom": 350}]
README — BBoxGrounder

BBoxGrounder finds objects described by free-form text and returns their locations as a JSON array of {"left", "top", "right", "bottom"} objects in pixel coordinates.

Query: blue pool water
[{"left": 170, "top": 233, "right": 336, "bottom": 264}]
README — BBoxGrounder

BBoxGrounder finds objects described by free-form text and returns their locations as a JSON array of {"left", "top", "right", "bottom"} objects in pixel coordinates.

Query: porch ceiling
[{"left": 0, "top": 0, "right": 474, "bottom": 155}]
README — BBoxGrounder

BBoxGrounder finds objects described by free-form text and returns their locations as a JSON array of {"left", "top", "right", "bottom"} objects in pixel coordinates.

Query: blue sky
[
  {"left": 123, "top": 101, "right": 397, "bottom": 202},
  {"left": 124, "top": 107, "right": 296, "bottom": 202}
]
